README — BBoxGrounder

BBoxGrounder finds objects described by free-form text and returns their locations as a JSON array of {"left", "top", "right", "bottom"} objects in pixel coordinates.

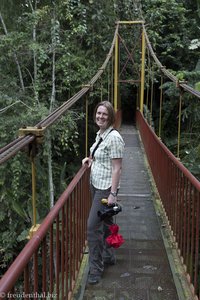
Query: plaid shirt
[{"left": 90, "top": 126, "right": 125, "bottom": 190}]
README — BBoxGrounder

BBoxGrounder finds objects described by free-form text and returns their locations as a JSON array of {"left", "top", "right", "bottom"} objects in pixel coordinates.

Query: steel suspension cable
[
  {"left": 143, "top": 24, "right": 200, "bottom": 100},
  {"left": 0, "top": 136, "right": 35, "bottom": 164},
  {"left": 118, "top": 33, "right": 135, "bottom": 77}
]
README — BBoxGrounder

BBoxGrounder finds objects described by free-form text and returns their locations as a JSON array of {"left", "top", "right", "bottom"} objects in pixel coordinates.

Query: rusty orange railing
[
  {"left": 0, "top": 166, "right": 91, "bottom": 300},
  {"left": 136, "top": 110, "right": 200, "bottom": 299}
]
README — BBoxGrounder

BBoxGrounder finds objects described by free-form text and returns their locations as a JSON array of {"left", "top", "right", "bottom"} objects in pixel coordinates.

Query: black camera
[{"left": 97, "top": 203, "right": 122, "bottom": 220}]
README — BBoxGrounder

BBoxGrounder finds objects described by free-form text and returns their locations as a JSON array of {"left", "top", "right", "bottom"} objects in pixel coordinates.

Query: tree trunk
[
  {"left": 28, "top": 0, "right": 39, "bottom": 105},
  {"left": 47, "top": 132, "right": 54, "bottom": 208},
  {"left": 48, "top": 5, "right": 57, "bottom": 208},
  {"left": 0, "top": 12, "right": 25, "bottom": 92}
]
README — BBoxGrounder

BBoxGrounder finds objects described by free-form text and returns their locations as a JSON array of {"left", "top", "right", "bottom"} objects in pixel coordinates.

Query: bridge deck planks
[{"left": 81, "top": 125, "right": 179, "bottom": 300}]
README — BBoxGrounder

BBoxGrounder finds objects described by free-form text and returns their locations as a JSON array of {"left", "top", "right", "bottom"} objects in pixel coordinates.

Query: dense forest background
[{"left": 0, "top": 0, "right": 199, "bottom": 273}]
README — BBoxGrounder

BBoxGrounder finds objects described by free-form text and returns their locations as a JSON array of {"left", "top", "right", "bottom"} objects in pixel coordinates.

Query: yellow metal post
[
  {"left": 85, "top": 95, "right": 88, "bottom": 157},
  {"left": 28, "top": 147, "right": 40, "bottom": 239},
  {"left": 140, "top": 27, "right": 146, "bottom": 114},
  {"left": 111, "top": 54, "right": 114, "bottom": 105},
  {"left": 114, "top": 34, "right": 118, "bottom": 111},
  {"left": 31, "top": 155, "right": 37, "bottom": 227},
  {"left": 19, "top": 127, "right": 45, "bottom": 239}
]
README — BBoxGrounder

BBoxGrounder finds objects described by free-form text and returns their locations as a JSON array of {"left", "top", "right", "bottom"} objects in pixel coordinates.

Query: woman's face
[{"left": 95, "top": 105, "right": 109, "bottom": 131}]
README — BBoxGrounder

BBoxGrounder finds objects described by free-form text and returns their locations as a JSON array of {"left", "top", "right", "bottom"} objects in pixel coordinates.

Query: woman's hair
[{"left": 93, "top": 101, "right": 116, "bottom": 127}]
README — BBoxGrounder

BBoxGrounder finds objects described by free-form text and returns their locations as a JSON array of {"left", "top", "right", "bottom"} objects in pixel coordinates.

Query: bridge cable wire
[
  {"left": 143, "top": 24, "right": 200, "bottom": 99},
  {"left": 118, "top": 33, "right": 135, "bottom": 77},
  {"left": 118, "top": 31, "right": 142, "bottom": 81},
  {"left": 0, "top": 23, "right": 119, "bottom": 165}
]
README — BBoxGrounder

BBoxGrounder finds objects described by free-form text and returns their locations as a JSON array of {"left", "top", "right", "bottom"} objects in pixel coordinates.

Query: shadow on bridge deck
[{"left": 74, "top": 125, "right": 190, "bottom": 300}]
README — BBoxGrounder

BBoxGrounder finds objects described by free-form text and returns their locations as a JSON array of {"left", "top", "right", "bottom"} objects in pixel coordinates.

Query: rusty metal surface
[
  {"left": 0, "top": 167, "right": 91, "bottom": 299},
  {"left": 82, "top": 125, "right": 179, "bottom": 300},
  {"left": 136, "top": 111, "right": 200, "bottom": 298}
]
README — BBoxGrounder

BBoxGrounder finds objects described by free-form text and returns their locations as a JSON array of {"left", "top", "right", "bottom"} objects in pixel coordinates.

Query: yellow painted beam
[
  {"left": 140, "top": 28, "right": 146, "bottom": 114},
  {"left": 31, "top": 156, "right": 37, "bottom": 227},
  {"left": 117, "top": 20, "right": 144, "bottom": 25},
  {"left": 114, "top": 34, "right": 119, "bottom": 111}
]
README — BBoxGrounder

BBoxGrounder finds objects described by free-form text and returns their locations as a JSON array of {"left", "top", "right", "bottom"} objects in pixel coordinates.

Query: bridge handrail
[
  {"left": 138, "top": 110, "right": 200, "bottom": 190},
  {"left": 137, "top": 110, "right": 200, "bottom": 298},
  {"left": 0, "top": 164, "right": 90, "bottom": 297}
]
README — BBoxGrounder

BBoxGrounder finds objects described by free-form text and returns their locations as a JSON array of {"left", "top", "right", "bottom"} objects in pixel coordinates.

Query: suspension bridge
[{"left": 0, "top": 20, "right": 200, "bottom": 300}]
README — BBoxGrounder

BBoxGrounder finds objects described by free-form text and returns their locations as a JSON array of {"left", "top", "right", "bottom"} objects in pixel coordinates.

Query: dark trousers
[{"left": 87, "top": 185, "right": 115, "bottom": 275}]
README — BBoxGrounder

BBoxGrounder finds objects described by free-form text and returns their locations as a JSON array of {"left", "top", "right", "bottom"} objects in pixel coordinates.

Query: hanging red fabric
[{"left": 106, "top": 224, "right": 125, "bottom": 248}]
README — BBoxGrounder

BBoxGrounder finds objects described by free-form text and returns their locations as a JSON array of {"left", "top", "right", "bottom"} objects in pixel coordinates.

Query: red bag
[{"left": 106, "top": 224, "right": 125, "bottom": 248}]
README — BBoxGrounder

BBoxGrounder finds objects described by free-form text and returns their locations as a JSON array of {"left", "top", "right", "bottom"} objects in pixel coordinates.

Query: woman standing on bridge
[{"left": 82, "top": 101, "right": 125, "bottom": 285}]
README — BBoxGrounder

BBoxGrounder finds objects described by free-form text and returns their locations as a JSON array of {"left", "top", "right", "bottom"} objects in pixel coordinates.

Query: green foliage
[
  {"left": 142, "top": 0, "right": 200, "bottom": 70},
  {"left": 0, "top": 0, "right": 90, "bottom": 271},
  {"left": 45, "top": 111, "right": 85, "bottom": 196},
  {"left": 142, "top": 0, "right": 200, "bottom": 180},
  {"left": 195, "top": 82, "right": 200, "bottom": 91}
]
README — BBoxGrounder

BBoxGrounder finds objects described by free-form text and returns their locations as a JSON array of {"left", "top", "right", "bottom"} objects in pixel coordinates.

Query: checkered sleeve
[{"left": 109, "top": 134, "right": 124, "bottom": 159}]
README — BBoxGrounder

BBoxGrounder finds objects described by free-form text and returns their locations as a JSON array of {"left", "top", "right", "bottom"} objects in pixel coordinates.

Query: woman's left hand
[
  {"left": 82, "top": 157, "right": 92, "bottom": 167},
  {"left": 107, "top": 193, "right": 117, "bottom": 206}
]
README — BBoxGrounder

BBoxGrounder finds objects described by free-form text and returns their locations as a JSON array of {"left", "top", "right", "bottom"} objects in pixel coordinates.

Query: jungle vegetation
[{"left": 0, "top": 0, "right": 199, "bottom": 273}]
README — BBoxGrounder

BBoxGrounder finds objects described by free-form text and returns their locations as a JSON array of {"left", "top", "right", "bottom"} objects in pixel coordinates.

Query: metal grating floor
[{"left": 81, "top": 125, "right": 179, "bottom": 300}]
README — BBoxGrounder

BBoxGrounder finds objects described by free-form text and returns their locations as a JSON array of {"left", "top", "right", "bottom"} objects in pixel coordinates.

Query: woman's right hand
[{"left": 82, "top": 157, "right": 92, "bottom": 168}]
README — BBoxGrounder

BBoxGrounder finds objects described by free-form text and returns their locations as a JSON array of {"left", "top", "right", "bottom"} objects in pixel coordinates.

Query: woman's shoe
[
  {"left": 104, "top": 256, "right": 116, "bottom": 265},
  {"left": 87, "top": 274, "right": 101, "bottom": 285}
]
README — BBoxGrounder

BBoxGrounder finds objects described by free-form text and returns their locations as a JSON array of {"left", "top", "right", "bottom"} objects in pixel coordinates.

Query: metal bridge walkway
[{"left": 79, "top": 125, "right": 179, "bottom": 300}]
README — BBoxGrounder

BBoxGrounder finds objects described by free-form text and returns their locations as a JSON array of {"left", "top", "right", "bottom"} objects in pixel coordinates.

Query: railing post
[
  {"left": 114, "top": 33, "right": 118, "bottom": 111},
  {"left": 140, "top": 26, "right": 146, "bottom": 115}
]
